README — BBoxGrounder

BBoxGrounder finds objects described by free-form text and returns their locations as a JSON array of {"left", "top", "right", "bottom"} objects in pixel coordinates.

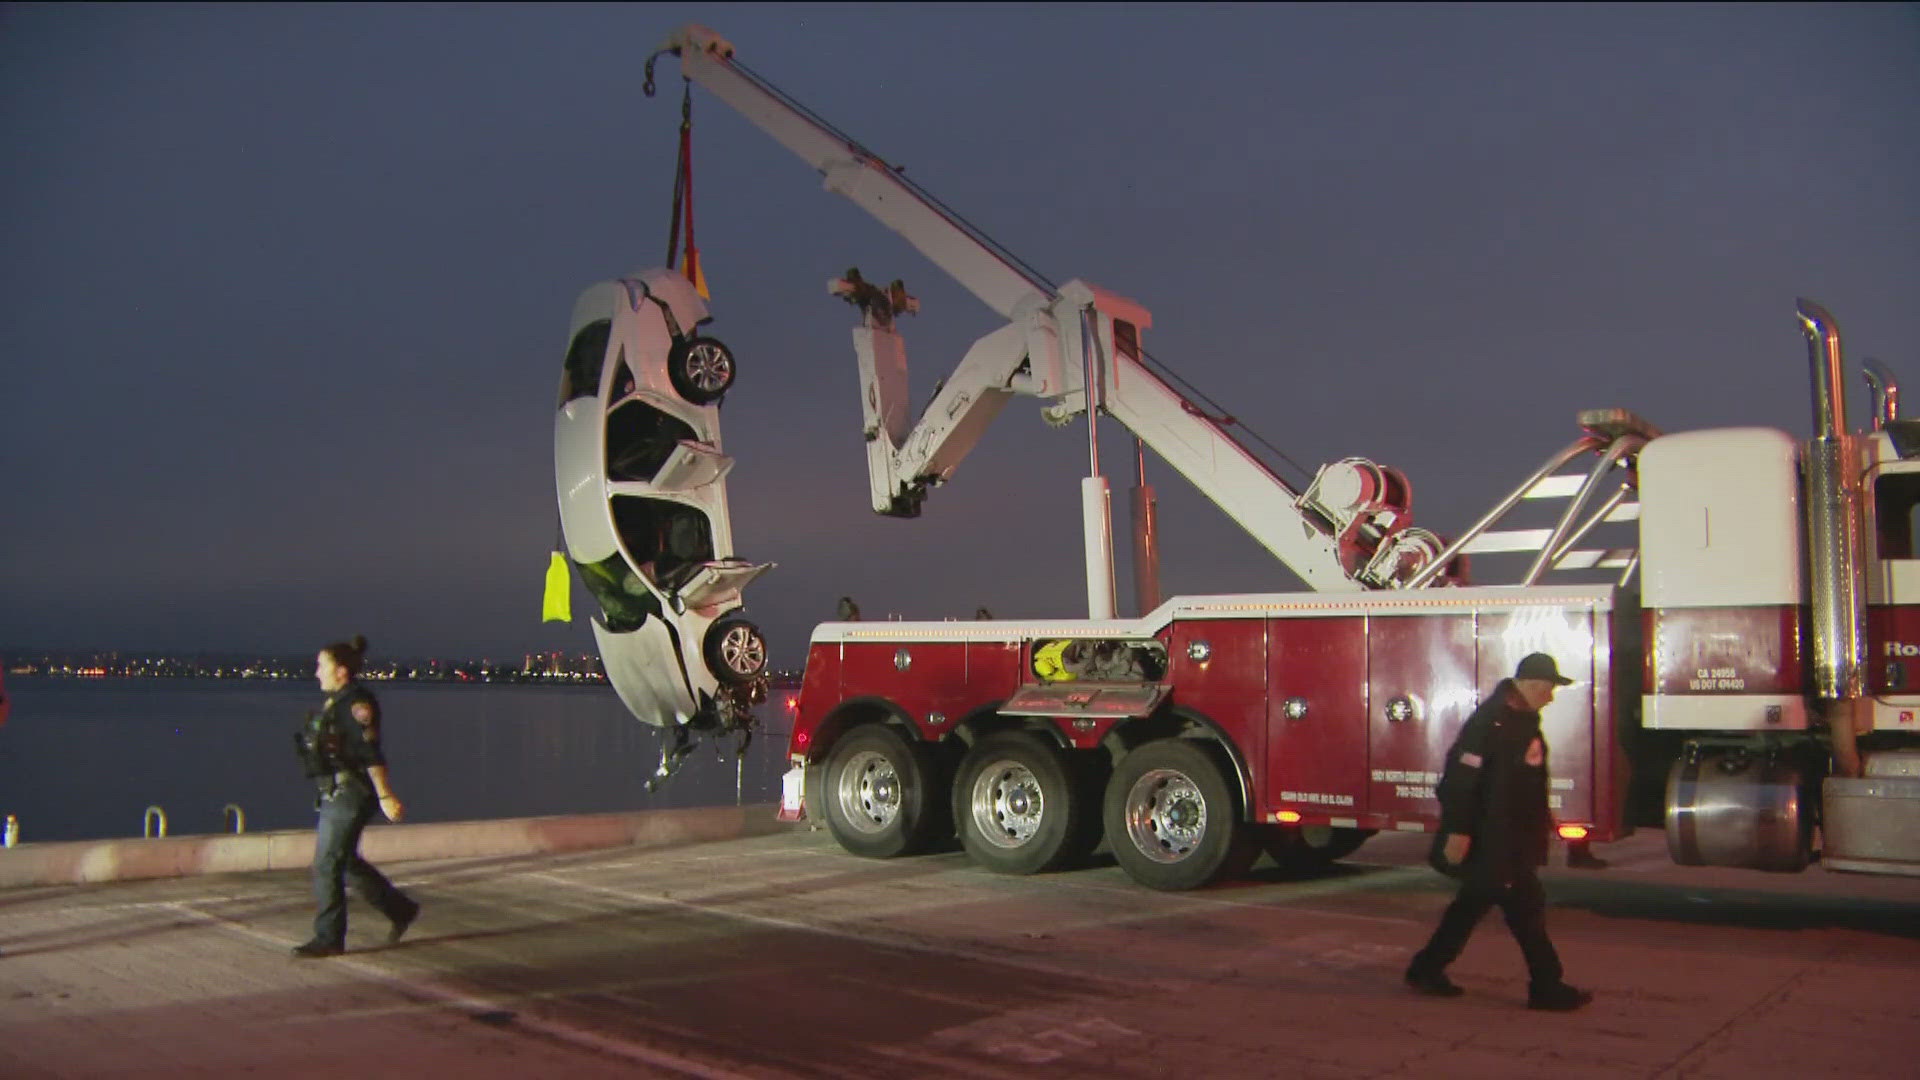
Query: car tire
[
  {"left": 703, "top": 619, "right": 767, "bottom": 685},
  {"left": 668, "top": 335, "right": 736, "bottom": 405}
]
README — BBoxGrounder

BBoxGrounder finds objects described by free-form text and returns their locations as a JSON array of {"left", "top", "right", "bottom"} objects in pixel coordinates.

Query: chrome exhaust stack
[
  {"left": 1797, "top": 299, "right": 1867, "bottom": 774},
  {"left": 1862, "top": 357, "right": 1900, "bottom": 431}
]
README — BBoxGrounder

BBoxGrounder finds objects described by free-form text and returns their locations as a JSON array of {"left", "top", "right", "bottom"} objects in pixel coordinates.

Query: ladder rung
[{"left": 1463, "top": 529, "right": 1552, "bottom": 554}]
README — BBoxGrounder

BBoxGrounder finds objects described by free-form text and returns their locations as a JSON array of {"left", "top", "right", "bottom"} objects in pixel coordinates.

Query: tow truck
[{"left": 563, "top": 25, "right": 1920, "bottom": 889}]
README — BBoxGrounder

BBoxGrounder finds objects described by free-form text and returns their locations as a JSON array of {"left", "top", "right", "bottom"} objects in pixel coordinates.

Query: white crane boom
[{"left": 662, "top": 25, "right": 1446, "bottom": 599}]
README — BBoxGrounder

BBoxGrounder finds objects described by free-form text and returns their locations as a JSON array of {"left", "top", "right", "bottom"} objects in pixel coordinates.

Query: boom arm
[
  {"left": 662, "top": 26, "right": 1436, "bottom": 594},
  {"left": 669, "top": 26, "right": 1045, "bottom": 321}
]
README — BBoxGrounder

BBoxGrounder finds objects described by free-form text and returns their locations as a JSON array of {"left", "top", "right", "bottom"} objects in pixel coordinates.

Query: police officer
[
  {"left": 292, "top": 635, "right": 420, "bottom": 958},
  {"left": 1405, "top": 652, "right": 1592, "bottom": 1011}
]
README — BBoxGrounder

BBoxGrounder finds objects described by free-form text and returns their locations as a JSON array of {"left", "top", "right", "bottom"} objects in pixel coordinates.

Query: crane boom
[
  {"left": 662, "top": 25, "right": 1443, "bottom": 597},
  {"left": 669, "top": 26, "right": 1047, "bottom": 320}
]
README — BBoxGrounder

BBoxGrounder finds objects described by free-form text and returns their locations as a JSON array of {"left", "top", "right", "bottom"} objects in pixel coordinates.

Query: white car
[{"left": 553, "top": 269, "right": 773, "bottom": 768}]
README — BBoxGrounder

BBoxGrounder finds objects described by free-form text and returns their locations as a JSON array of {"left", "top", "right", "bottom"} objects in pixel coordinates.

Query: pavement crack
[{"left": 1650, "top": 963, "right": 1814, "bottom": 1078}]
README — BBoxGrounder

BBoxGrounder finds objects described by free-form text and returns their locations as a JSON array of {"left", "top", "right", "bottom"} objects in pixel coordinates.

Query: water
[{"left": 0, "top": 677, "right": 791, "bottom": 844}]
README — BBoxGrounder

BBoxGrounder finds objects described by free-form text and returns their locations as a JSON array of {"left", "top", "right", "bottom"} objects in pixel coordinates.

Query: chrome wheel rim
[
  {"left": 1123, "top": 767, "right": 1206, "bottom": 864},
  {"left": 716, "top": 624, "right": 764, "bottom": 676},
  {"left": 968, "top": 759, "right": 1045, "bottom": 850},
  {"left": 683, "top": 341, "right": 733, "bottom": 394},
  {"left": 835, "top": 750, "right": 901, "bottom": 835}
]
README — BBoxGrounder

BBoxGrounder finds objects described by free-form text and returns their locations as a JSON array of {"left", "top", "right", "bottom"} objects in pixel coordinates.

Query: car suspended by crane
[{"left": 552, "top": 265, "right": 772, "bottom": 782}]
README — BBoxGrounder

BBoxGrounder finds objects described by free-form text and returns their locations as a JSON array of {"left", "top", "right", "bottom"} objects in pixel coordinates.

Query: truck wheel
[
  {"left": 821, "top": 725, "right": 945, "bottom": 858},
  {"left": 668, "top": 335, "right": 735, "bottom": 404},
  {"left": 954, "top": 732, "right": 1091, "bottom": 875},
  {"left": 1104, "top": 739, "right": 1255, "bottom": 891},
  {"left": 703, "top": 619, "right": 767, "bottom": 685},
  {"left": 1261, "top": 824, "right": 1374, "bottom": 872}
]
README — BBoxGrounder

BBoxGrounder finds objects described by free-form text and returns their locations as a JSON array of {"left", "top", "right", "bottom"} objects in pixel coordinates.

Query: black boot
[
  {"left": 386, "top": 898, "right": 421, "bottom": 945},
  {"left": 1567, "top": 846, "right": 1609, "bottom": 870},
  {"left": 1528, "top": 982, "right": 1593, "bottom": 1011},
  {"left": 1405, "top": 966, "right": 1464, "bottom": 997}
]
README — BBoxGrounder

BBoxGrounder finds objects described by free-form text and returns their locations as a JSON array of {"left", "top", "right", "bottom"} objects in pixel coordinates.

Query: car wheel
[
  {"left": 703, "top": 619, "right": 767, "bottom": 684},
  {"left": 1104, "top": 739, "right": 1255, "bottom": 891},
  {"left": 668, "top": 335, "right": 736, "bottom": 404},
  {"left": 821, "top": 725, "right": 946, "bottom": 858}
]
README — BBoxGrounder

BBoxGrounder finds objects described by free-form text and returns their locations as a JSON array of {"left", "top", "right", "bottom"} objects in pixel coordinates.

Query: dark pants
[
  {"left": 1409, "top": 865, "right": 1564, "bottom": 989},
  {"left": 311, "top": 781, "right": 411, "bottom": 948}
]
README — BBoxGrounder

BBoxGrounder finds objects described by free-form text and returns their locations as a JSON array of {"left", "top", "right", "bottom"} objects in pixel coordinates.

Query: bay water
[{"left": 0, "top": 677, "right": 791, "bottom": 845}]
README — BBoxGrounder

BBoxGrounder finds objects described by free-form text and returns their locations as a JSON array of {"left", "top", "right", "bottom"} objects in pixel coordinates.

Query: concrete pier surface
[{"left": 2, "top": 813, "right": 1917, "bottom": 1078}]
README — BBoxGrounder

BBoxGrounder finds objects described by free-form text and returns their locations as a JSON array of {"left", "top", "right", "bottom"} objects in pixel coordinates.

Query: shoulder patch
[
  {"left": 1457, "top": 750, "right": 1483, "bottom": 769},
  {"left": 350, "top": 700, "right": 375, "bottom": 725}
]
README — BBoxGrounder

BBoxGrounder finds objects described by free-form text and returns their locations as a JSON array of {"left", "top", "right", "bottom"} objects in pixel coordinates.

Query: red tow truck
[{"left": 628, "top": 26, "right": 1920, "bottom": 890}]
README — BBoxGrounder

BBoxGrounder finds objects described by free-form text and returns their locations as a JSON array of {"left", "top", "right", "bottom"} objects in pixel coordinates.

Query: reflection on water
[{"left": 0, "top": 678, "right": 791, "bottom": 844}]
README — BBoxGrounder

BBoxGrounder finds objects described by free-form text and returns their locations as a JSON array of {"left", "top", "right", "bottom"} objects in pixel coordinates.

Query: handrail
[
  {"left": 1522, "top": 434, "right": 1646, "bottom": 585},
  {"left": 222, "top": 803, "right": 247, "bottom": 834},
  {"left": 143, "top": 805, "right": 168, "bottom": 839},
  {"left": 1404, "top": 435, "right": 1602, "bottom": 588}
]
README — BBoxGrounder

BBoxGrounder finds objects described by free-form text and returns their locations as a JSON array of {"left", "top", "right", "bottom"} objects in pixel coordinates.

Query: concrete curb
[{"left": 0, "top": 803, "right": 800, "bottom": 888}]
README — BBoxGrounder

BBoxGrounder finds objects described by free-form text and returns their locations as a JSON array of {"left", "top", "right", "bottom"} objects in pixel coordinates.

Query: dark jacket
[
  {"left": 307, "top": 682, "right": 386, "bottom": 791},
  {"left": 1431, "top": 679, "right": 1552, "bottom": 886}
]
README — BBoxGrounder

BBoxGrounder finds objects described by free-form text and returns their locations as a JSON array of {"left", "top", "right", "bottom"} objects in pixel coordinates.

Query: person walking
[
  {"left": 1406, "top": 652, "right": 1592, "bottom": 1011},
  {"left": 292, "top": 635, "right": 419, "bottom": 958}
]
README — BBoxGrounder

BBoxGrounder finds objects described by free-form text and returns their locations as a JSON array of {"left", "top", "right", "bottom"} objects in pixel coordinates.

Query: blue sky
[{"left": 3, "top": 3, "right": 1916, "bottom": 665}]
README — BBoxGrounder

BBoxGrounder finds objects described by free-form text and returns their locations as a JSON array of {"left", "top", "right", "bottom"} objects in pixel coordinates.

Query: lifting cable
[{"left": 642, "top": 49, "right": 1314, "bottom": 487}]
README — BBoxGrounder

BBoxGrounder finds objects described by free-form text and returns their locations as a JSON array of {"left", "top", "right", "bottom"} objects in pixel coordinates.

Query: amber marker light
[
  {"left": 1557, "top": 824, "right": 1590, "bottom": 840},
  {"left": 1276, "top": 810, "right": 1303, "bottom": 823}
]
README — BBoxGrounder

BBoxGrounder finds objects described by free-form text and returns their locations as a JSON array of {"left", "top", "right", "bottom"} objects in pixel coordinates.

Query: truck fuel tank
[{"left": 1665, "top": 745, "right": 1814, "bottom": 872}]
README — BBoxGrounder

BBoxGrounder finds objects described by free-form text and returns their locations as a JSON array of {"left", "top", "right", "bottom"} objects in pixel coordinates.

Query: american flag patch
[{"left": 1457, "top": 751, "right": 1483, "bottom": 768}]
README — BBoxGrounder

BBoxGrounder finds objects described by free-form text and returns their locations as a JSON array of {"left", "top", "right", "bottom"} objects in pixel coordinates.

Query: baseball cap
[{"left": 1515, "top": 652, "right": 1574, "bottom": 686}]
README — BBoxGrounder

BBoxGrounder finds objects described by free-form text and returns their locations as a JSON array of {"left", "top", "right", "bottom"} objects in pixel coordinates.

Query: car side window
[
  {"left": 607, "top": 399, "right": 697, "bottom": 483},
  {"left": 559, "top": 319, "right": 612, "bottom": 405}
]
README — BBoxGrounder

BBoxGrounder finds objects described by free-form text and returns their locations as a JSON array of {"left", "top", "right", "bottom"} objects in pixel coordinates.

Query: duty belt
[{"left": 319, "top": 769, "right": 364, "bottom": 797}]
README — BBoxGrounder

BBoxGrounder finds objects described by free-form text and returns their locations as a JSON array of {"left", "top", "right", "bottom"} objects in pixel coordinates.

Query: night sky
[{"left": 3, "top": 4, "right": 1916, "bottom": 668}]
